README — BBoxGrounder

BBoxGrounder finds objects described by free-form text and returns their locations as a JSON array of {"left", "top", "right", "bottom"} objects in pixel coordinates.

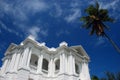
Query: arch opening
[
  {"left": 42, "top": 58, "right": 49, "bottom": 74},
  {"left": 75, "top": 63, "right": 80, "bottom": 74},
  {"left": 30, "top": 54, "right": 38, "bottom": 70},
  {"left": 55, "top": 59, "right": 60, "bottom": 74}
]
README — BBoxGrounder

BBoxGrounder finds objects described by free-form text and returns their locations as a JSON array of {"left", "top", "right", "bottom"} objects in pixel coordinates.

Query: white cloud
[
  {"left": 56, "top": 30, "right": 70, "bottom": 37},
  {"left": 0, "top": 0, "right": 48, "bottom": 22},
  {"left": 64, "top": 1, "right": 82, "bottom": 23},
  {"left": 49, "top": 3, "right": 62, "bottom": 17},
  {"left": 0, "top": 0, "right": 27, "bottom": 21},
  {"left": 54, "top": 3, "right": 62, "bottom": 17},
  {"left": 99, "top": 0, "right": 120, "bottom": 20},
  {"left": 0, "top": 0, "right": 49, "bottom": 38},
  {"left": 65, "top": 8, "right": 81, "bottom": 23},
  {"left": 0, "top": 42, "right": 6, "bottom": 53},
  {"left": 28, "top": 26, "right": 40, "bottom": 40},
  {"left": 100, "top": 0, "right": 119, "bottom": 10},
  {"left": 0, "top": 29, "right": 1, "bottom": 33},
  {"left": 40, "top": 29, "right": 48, "bottom": 36},
  {"left": 0, "top": 21, "right": 22, "bottom": 37},
  {"left": 28, "top": 26, "right": 48, "bottom": 40},
  {"left": 24, "top": 0, "right": 48, "bottom": 14},
  {"left": 94, "top": 37, "right": 107, "bottom": 47}
]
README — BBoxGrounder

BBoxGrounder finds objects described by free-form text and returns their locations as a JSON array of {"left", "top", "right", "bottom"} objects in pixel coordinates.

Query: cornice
[{"left": 4, "top": 36, "right": 90, "bottom": 61}]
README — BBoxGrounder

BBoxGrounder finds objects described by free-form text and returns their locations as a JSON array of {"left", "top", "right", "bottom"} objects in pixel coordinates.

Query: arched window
[
  {"left": 42, "top": 58, "right": 49, "bottom": 73},
  {"left": 30, "top": 54, "right": 38, "bottom": 70},
  {"left": 75, "top": 63, "right": 79, "bottom": 74},
  {"left": 55, "top": 59, "right": 60, "bottom": 71},
  {"left": 28, "top": 78, "right": 33, "bottom": 80},
  {"left": 55, "top": 59, "right": 60, "bottom": 74}
]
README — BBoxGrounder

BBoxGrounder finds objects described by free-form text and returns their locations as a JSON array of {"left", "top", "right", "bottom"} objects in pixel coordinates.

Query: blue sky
[{"left": 0, "top": 0, "right": 120, "bottom": 78}]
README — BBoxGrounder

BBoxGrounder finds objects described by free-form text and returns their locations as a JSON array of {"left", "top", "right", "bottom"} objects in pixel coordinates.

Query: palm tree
[
  {"left": 91, "top": 75, "right": 99, "bottom": 80},
  {"left": 92, "top": 72, "right": 120, "bottom": 80},
  {"left": 116, "top": 72, "right": 120, "bottom": 80},
  {"left": 80, "top": 1, "right": 120, "bottom": 53},
  {"left": 101, "top": 72, "right": 120, "bottom": 80},
  {"left": 105, "top": 72, "right": 116, "bottom": 80}
]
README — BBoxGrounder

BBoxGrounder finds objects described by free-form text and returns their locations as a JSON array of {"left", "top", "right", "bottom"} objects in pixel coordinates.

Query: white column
[
  {"left": 13, "top": 53, "right": 21, "bottom": 72},
  {"left": 68, "top": 54, "right": 75, "bottom": 75},
  {"left": 52, "top": 60, "right": 55, "bottom": 77},
  {"left": 60, "top": 54, "right": 62, "bottom": 73},
  {"left": 37, "top": 54, "right": 43, "bottom": 74},
  {"left": 60, "top": 53, "right": 64, "bottom": 73},
  {"left": 9, "top": 53, "right": 17, "bottom": 72},
  {"left": 65, "top": 54, "right": 68, "bottom": 73},
  {"left": 68, "top": 54, "right": 72, "bottom": 74},
  {"left": 79, "top": 62, "right": 91, "bottom": 80},
  {"left": 0, "top": 59, "right": 8, "bottom": 75},
  {"left": 18, "top": 53, "right": 22, "bottom": 69},
  {"left": 27, "top": 48, "right": 32, "bottom": 68},
  {"left": 72, "top": 55, "right": 75, "bottom": 74},
  {"left": 20, "top": 47, "right": 30, "bottom": 69},
  {"left": 48, "top": 59, "right": 53, "bottom": 76},
  {"left": 5, "top": 59, "right": 11, "bottom": 73}
]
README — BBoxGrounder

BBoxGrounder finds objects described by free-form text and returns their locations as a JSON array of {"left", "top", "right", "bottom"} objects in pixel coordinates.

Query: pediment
[{"left": 5, "top": 43, "right": 18, "bottom": 55}]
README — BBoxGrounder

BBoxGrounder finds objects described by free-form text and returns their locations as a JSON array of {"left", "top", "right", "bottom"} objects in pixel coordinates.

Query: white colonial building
[{"left": 0, "top": 36, "right": 91, "bottom": 80}]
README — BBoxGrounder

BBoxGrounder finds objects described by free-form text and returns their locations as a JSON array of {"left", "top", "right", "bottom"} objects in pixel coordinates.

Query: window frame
[{"left": 42, "top": 58, "right": 49, "bottom": 73}]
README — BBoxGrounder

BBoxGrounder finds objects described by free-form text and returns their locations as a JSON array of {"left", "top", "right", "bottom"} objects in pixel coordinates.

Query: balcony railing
[
  {"left": 42, "top": 69, "right": 48, "bottom": 74},
  {"left": 55, "top": 70, "right": 59, "bottom": 74},
  {"left": 29, "top": 65, "right": 37, "bottom": 71}
]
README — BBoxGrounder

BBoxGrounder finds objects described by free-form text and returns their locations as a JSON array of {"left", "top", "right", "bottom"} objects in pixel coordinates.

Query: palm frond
[
  {"left": 85, "top": 5, "right": 98, "bottom": 16},
  {"left": 90, "top": 24, "right": 96, "bottom": 35},
  {"left": 91, "top": 75, "right": 99, "bottom": 80},
  {"left": 95, "top": 1, "right": 99, "bottom": 12},
  {"left": 105, "top": 72, "right": 115, "bottom": 80},
  {"left": 80, "top": 1, "right": 120, "bottom": 54},
  {"left": 101, "top": 22, "right": 110, "bottom": 30},
  {"left": 80, "top": 16, "right": 93, "bottom": 29},
  {"left": 116, "top": 72, "right": 120, "bottom": 80}
]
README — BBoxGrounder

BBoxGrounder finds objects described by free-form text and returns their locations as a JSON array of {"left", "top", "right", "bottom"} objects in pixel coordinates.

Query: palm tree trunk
[{"left": 104, "top": 32, "right": 120, "bottom": 54}]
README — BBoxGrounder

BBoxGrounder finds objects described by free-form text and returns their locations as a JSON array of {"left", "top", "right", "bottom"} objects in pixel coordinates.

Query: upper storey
[{"left": 4, "top": 35, "right": 90, "bottom": 61}]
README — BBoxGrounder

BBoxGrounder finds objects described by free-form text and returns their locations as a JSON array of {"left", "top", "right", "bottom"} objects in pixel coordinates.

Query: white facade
[{"left": 0, "top": 36, "right": 91, "bottom": 80}]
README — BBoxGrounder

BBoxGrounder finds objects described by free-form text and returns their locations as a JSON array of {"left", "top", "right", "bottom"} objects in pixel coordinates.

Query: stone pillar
[
  {"left": 27, "top": 48, "right": 32, "bottom": 68},
  {"left": 9, "top": 53, "right": 17, "bottom": 72},
  {"left": 65, "top": 54, "right": 68, "bottom": 73},
  {"left": 68, "top": 54, "right": 75, "bottom": 75},
  {"left": 72, "top": 55, "right": 75, "bottom": 74},
  {"left": 4, "top": 52, "right": 18, "bottom": 80},
  {"left": 5, "top": 59, "right": 11, "bottom": 73},
  {"left": 18, "top": 47, "right": 30, "bottom": 80},
  {"left": 19, "top": 47, "right": 30, "bottom": 69},
  {"left": 18, "top": 53, "right": 22, "bottom": 69},
  {"left": 0, "top": 58, "right": 8, "bottom": 75},
  {"left": 14, "top": 53, "right": 21, "bottom": 72},
  {"left": 60, "top": 53, "right": 64, "bottom": 73},
  {"left": 60, "top": 53, "right": 68, "bottom": 74},
  {"left": 37, "top": 54, "right": 43, "bottom": 74},
  {"left": 79, "top": 61, "right": 91, "bottom": 80},
  {"left": 49, "top": 58, "right": 55, "bottom": 77},
  {"left": 69, "top": 54, "right": 72, "bottom": 74},
  {"left": 48, "top": 59, "right": 53, "bottom": 77},
  {"left": 60, "top": 54, "right": 62, "bottom": 73}
]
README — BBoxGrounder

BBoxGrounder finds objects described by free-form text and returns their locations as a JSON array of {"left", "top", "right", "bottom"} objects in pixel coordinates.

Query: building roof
[{"left": 5, "top": 35, "right": 90, "bottom": 60}]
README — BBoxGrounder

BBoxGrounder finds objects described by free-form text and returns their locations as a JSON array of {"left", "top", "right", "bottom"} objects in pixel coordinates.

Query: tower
[{"left": 0, "top": 36, "right": 91, "bottom": 80}]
